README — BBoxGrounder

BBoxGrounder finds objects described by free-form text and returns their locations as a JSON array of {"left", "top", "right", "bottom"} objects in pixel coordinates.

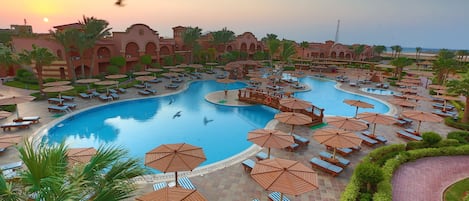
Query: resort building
[{"left": 5, "top": 23, "right": 375, "bottom": 79}]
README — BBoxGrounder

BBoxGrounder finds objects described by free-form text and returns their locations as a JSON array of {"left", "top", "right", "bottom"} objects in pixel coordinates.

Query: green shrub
[
  {"left": 359, "top": 192, "right": 372, "bottom": 201},
  {"left": 0, "top": 105, "right": 16, "bottom": 112},
  {"left": 444, "top": 117, "right": 469, "bottom": 131},
  {"left": 436, "top": 139, "right": 460, "bottom": 147},
  {"left": 406, "top": 141, "right": 427, "bottom": 150},
  {"left": 341, "top": 174, "right": 362, "bottom": 201},
  {"left": 356, "top": 162, "right": 384, "bottom": 192},
  {"left": 364, "top": 144, "right": 406, "bottom": 164},
  {"left": 447, "top": 131, "right": 469, "bottom": 144},
  {"left": 421, "top": 132, "right": 442, "bottom": 146}
]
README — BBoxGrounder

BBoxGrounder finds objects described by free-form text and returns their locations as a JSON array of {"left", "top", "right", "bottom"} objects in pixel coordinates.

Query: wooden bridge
[{"left": 237, "top": 89, "right": 324, "bottom": 126}]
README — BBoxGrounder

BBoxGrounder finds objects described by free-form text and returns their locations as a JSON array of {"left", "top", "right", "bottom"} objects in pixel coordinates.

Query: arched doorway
[
  {"left": 74, "top": 65, "right": 91, "bottom": 78},
  {"left": 330, "top": 52, "right": 337, "bottom": 58},
  {"left": 240, "top": 43, "right": 247, "bottom": 53},
  {"left": 145, "top": 42, "right": 157, "bottom": 56},
  {"left": 97, "top": 47, "right": 111, "bottom": 59},
  {"left": 125, "top": 42, "right": 139, "bottom": 58},
  {"left": 339, "top": 52, "right": 345, "bottom": 59}
]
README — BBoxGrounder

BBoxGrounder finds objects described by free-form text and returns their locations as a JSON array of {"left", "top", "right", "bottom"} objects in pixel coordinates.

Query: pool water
[
  {"left": 41, "top": 78, "right": 389, "bottom": 172},
  {"left": 360, "top": 87, "right": 399, "bottom": 96}
]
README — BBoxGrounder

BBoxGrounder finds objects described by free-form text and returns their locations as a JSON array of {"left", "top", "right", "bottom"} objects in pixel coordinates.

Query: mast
[{"left": 334, "top": 20, "right": 340, "bottom": 43}]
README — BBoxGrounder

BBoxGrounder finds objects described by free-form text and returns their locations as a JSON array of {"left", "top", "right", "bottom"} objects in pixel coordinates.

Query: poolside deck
[{"left": 0, "top": 67, "right": 463, "bottom": 201}]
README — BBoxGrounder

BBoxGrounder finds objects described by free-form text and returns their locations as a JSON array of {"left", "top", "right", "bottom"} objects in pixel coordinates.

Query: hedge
[{"left": 445, "top": 117, "right": 469, "bottom": 131}]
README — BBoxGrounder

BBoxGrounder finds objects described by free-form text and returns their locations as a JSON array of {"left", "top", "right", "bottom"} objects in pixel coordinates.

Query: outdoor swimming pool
[
  {"left": 40, "top": 77, "right": 390, "bottom": 172},
  {"left": 359, "top": 87, "right": 399, "bottom": 96}
]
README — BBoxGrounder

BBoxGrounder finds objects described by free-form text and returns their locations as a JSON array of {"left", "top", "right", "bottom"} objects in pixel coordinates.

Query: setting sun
[{"left": 43, "top": 17, "right": 49, "bottom": 22}]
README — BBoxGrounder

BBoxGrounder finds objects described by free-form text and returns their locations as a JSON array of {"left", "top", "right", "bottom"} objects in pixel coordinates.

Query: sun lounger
[
  {"left": 98, "top": 94, "right": 113, "bottom": 102},
  {"left": 396, "top": 130, "right": 422, "bottom": 141},
  {"left": 432, "top": 97, "right": 445, "bottom": 103},
  {"left": 108, "top": 89, "right": 118, "bottom": 94},
  {"left": 178, "top": 176, "right": 196, "bottom": 190},
  {"left": 357, "top": 133, "right": 379, "bottom": 147},
  {"left": 133, "top": 84, "right": 145, "bottom": 89},
  {"left": 432, "top": 109, "right": 457, "bottom": 118},
  {"left": 118, "top": 88, "right": 126, "bottom": 93},
  {"left": 61, "top": 103, "right": 77, "bottom": 110},
  {"left": 242, "top": 159, "right": 256, "bottom": 172},
  {"left": 172, "top": 77, "right": 183, "bottom": 83},
  {"left": 0, "top": 161, "right": 23, "bottom": 171},
  {"left": 2, "top": 169, "right": 18, "bottom": 180},
  {"left": 361, "top": 131, "right": 387, "bottom": 143},
  {"left": 14, "top": 116, "right": 40, "bottom": 124},
  {"left": 326, "top": 145, "right": 354, "bottom": 156},
  {"left": 79, "top": 93, "right": 93, "bottom": 99},
  {"left": 91, "top": 91, "right": 101, "bottom": 97},
  {"left": 292, "top": 134, "right": 310, "bottom": 146},
  {"left": 110, "top": 93, "right": 119, "bottom": 100},
  {"left": 61, "top": 95, "right": 74, "bottom": 101},
  {"left": 48, "top": 98, "right": 64, "bottom": 104},
  {"left": 404, "top": 128, "right": 420, "bottom": 136},
  {"left": 138, "top": 90, "right": 151, "bottom": 95},
  {"left": 319, "top": 151, "right": 350, "bottom": 168},
  {"left": 252, "top": 199, "right": 260, "bottom": 201},
  {"left": 0, "top": 147, "right": 5, "bottom": 152},
  {"left": 148, "top": 78, "right": 163, "bottom": 83},
  {"left": 432, "top": 103, "right": 455, "bottom": 111},
  {"left": 1, "top": 121, "right": 32, "bottom": 131},
  {"left": 165, "top": 83, "right": 180, "bottom": 89},
  {"left": 284, "top": 143, "right": 300, "bottom": 152},
  {"left": 48, "top": 105, "right": 71, "bottom": 113},
  {"left": 309, "top": 157, "right": 343, "bottom": 177},
  {"left": 145, "top": 89, "right": 157, "bottom": 94},
  {"left": 255, "top": 151, "right": 274, "bottom": 161},
  {"left": 216, "top": 74, "right": 226, "bottom": 79},
  {"left": 268, "top": 192, "right": 291, "bottom": 201},
  {"left": 152, "top": 182, "right": 168, "bottom": 191}
]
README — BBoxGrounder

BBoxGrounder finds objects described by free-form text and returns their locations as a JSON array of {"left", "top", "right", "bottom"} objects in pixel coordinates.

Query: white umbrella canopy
[
  {"left": 43, "top": 85, "right": 75, "bottom": 104},
  {"left": 43, "top": 81, "right": 71, "bottom": 87},
  {"left": 0, "top": 96, "right": 36, "bottom": 119}
]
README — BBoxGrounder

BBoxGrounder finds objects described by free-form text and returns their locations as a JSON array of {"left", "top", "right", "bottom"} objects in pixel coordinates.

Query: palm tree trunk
[
  {"left": 89, "top": 54, "right": 96, "bottom": 78},
  {"left": 36, "top": 65, "right": 44, "bottom": 95},
  {"left": 68, "top": 57, "right": 77, "bottom": 81},
  {"left": 463, "top": 97, "right": 469, "bottom": 123}
]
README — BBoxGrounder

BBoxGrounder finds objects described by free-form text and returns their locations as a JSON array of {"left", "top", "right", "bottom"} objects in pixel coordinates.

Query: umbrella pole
[
  {"left": 280, "top": 193, "right": 284, "bottom": 201},
  {"left": 175, "top": 171, "right": 179, "bottom": 187},
  {"left": 355, "top": 107, "right": 359, "bottom": 118},
  {"left": 59, "top": 92, "right": 63, "bottom": 104},
  {"left": 267, "top": 147, "right": 271, "bottom": 159},
  {"left": 417, "top": 121, "right": 422, "bottom": 133},
  {"left": 372, "top": 123, "right": 377, "bottom": 137},
  {"left": 15, "top": 104, "right": 19, "bottom": 119},
  {"left": 443, "top": 100, "right": 447, "bottom": 112},
  {"left": 290, "top": 125, "right": 295, "bottom": 135},
  {"left": 333, "top": 148, "right": 337, "bottom": 159}
]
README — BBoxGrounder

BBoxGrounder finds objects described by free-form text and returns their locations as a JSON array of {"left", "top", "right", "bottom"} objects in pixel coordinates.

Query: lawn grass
[
  {"left": 4, "top": 80, "right": 40, "bottom": 90},
  {"left": 444, "top": 178, "right": 469, "bottom": 201}
]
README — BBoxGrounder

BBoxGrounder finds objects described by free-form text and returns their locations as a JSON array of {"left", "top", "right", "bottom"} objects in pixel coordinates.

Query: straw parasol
[
  {"left": 76, "top": 78, "right": 100, "bottom": 90},
  {"left": 216, "top": 78, "right": 236, "bottom": 96},
  {"left": 43, "top": 81, "right": 71, "bottom": 87},
  {"left": 274, "top": 112, "right": 312, "bottom": 134},
  {"left": 401, "top": 110, "right": 443, "bottom": 133},
  {"left": 43, "top": 85, "right": 74, "bottom": 104},
  {"left": 105, "top": 74, "right": 127, "bottom": 79},
  {"left": 135, "top": 187, "right": 207, "bottom": 201},
  {"left": 133, "top": 71, "right": 151, "bottom": 76},
  {"left": 312, "top": 128, "right": 362, "bottom": 159},
  {"left": 343, "top": 99, "right": 374, "bottom": 117},
  {"left": 67, "top": 147, "right": 97, "bottom": 164},
  {"left": 247, "top": 129, "right": 294, "bottom": 159},
  {"left": 432, "top": 95, "right": 460, "bottom": 112},
  {"left": 356, "top": 112, "right": 397, "bottom": 137},
  {"left": 0, "top": 134, "right": 22, "bottom": 150},
  {"left": 94, "top": 80, "right": 119, "bottom": 94},
  {"left": 405, "top": 94, "right": 431, "bottom": 102},
  {"left": 0, "top": 111, "right": 12, "bottom": 119},
  {"left": 428, "top": 84, "right": 447, "bottom": 90},
  {"left": 0, "top": 96, "right": 36, "bottom": 119},
  {"left": 279, "top": 98, "right": 312, "bottom": 111},
  {"left": 388, "top": 98, "right": 418, "bottom": 109},
  {"left": 170, "top": 68, "right": 186, "bottom": 73},
  {"left": 326, "top": 116, "right": 368, "bottom": 131},
  {"left": 145, "top": 143, "right": 206, "bottom": 187},
  {"left": 251, "top": 158, "right": 319, "bottom": 201},
  {"left": 136, "top": 75, "right": 157, "bottom": 82}
]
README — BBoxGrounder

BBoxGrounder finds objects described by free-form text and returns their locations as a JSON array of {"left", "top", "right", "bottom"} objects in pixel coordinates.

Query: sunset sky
[{"left": 1, "top": 0, "right": 468, "bottom": 50}]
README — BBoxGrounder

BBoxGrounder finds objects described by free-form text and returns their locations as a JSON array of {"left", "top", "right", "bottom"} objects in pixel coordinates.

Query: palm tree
[
  {"left": 447, "top": 71, "right": 469, "bottom": 123},
  {"left": 415, "top": 47, "right": 422, "bottom": 64},
  {"left": 373, "top": 45, "right": 386, "bottom": 58},
  {"left": 390, "top": 57, "right": 412, "bottom": 80},
  {"left": 51, "top": 29, "right": 79, "bottom": 81},
  {"left": 0, "top": 44, "right": 18, "bottom": 74},
  {"left": 262, "top": 34, "right": 280, "bottom": 67},
  {"left": 18, "top": 45, "right": 56, "bottom": 95},
  {"left": 353, "top": 45, "right": 365, "bottom": 60},
  {"left": 80, "top": 16, "right": 112, "bottom": 78},
  {"left": 182, "top": 27, "right": 202, "bottom": 64},
  {"left": 299, "top": 41, "right": 309, "bottom": 58},
  {"left": 280, "top": 40, "right": 297, "bottom": 63},
  {"left": 390, "top": 46, "right": 397, "bottom": 58},
  {"left": 0, "top": 140, "right": 147, "bottom": 201},
  {"left": 210, "top": 27, "right": 235, "bottom": 54},
  {"left": 395, "top": 45, "right": 403, "bottom": 58},
  {"left": 433, "top": 49, "right": 458, "bottom": 85}
]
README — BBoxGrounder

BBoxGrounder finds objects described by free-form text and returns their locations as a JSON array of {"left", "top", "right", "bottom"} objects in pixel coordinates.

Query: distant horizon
[{"left": 2, "top": 0, "right": 468, "bottom": 50}]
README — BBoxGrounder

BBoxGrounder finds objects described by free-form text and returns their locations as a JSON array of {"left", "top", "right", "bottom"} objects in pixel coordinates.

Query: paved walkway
[
  {"left": 392, "top": 156, "right": 469, "bottom": 201},
  {"left": 0, "top": 67, "right": 465, "bottom": 201}
]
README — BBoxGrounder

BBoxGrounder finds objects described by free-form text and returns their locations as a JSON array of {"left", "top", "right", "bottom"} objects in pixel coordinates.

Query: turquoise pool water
[{"left": 41, "top": 77, "right": 389, "bottom": 172}]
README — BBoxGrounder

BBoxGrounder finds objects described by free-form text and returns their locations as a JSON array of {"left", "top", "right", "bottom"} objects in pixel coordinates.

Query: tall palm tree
[
  {"left": 415, "top": 47, "right": 422, "bottom": 64},
  {"left": 395, "top": 45, "right": 403, "bottom": 58},
  {"left": 353, "top": 45, "right": 365, "bottom": 61},
  {"left": 447, "top": 71, "right": 469, "bottom": 123},
  {"left": 182, "top": 27, "right": 202, "bottom": 64},
  {"left": 80, "top": 16, "right": 112, "bottom": 78},
  {"left": 18, "top": 45, "right": 56, "bottom": 95},
  {"left": 299, "top": 41, "right": 309, "bottom": 59},
  {"left": 51, "top": 29, "right": 79, "bottom": 81},
  {"left": 372, "top": 45, "right": 386, "bottom": 58},
  {"left": 262, "top": 34, "right": 280, "bottom": 67},
  {"left": 0, "top": 140, "right": 147, "bottom": 201},
  {"left": 280, "top": 40, "right": 297, "bottom": 63},
  {"left": 390, "top": 57, "right": 412, "bottom": 80},
  {"left": 433, "top": 49, "right": 458, "bottom": 84},
  {"left": 390, "top": 46, "right": 397, "bottom": 58},
  {"left": 0, "top": 44, "right": 18, "bottom": 74},
  {"left": 210, "top": 27, "right": 235, "bottom": 54}
]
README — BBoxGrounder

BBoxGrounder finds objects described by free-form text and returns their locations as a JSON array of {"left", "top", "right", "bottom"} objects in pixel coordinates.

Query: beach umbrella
[
  {"left": 94, "top": 80, "right": 119, "bottom": 94},
  {"left": 432, "top": 95, "right": 460, "bottom": 112},
  {"left": 145, "top": 143, "right": 206, "bottom": 187},
  {"left": 43, "top": 85, "right": 74, "bottom": 104},
  {"left": 0, "top": 111, "right": 12, "bottom": 119},
  {"left": 136, "top": 186, "right": 207, "bottom": 201},
  {"left": 162, "top": 72, "right": 180, "bottom": 78},
  {"left": 146, "top": 68, "right": 164, "bottom": 76},
  {"left": 67, "top": 147, "right": 97, "bottom": 164},
  {"left": 0, "top": 96, "right": 36, "bottom": 119},
  {"left": 400, "top": 79, "right": 421, "bottom": 84},
  {"left": 428, "top": 84, "right": 447, "bottom": 90},
  {"left": 312, "top": 128, "right": 362, "bottom": 159},
  {"left": 170, "top": 68, "right": 186, "bottom": 72},
  {"left": 247, "top": 129, "right": 294, "bottom": 159},
  {"left": 76, "top": 78, "right": 100, "bottom": 90},
  {"left": 274, "top": 112, "right": 312, "bottom": 134},
  {"left": 343, "top": 99, "right": 374, "bottom": 117},
  {"left": 326, "top": 116, "right": 368, "bottom": 131},
  {"left": 0, "top": 134, "right": 22, "bottom": 150},
  {"left": 216, "top": 78, "right": 236, "bottom": 96},
  {"left": 163, "top": 66, "right": 177, "bottom": 69},
  {"left": 356, "top": 112, "right": 397, "bottom": 137},
  {"left": 388, "top": 98, "right": 418, "bottom": 109},
  {"left": 250, "top": 158, "right": 319, "bottom": 201},
  {"left": 43, "top": 81, "right": 71, "bottom": 87},
  {"left": 397, "top": 88, "right": 418, "bottom": 94},
  {"left": 105, "top": 74, "right": 127, "bottom": 79},
  {"left": 405, "top": 94, "right": 431, "bottom": 102},
  {"left": 133, "top": 71, "right": 151, "bottom": 76},
  {"left": 136, "top": 76, "right": 157, "bottom": 89},
  {"left": 279, "top": 98, "right": 312, "bottom": 111},
  {"left": 401, "top": 110, "right": 443, "bottom": 133}
]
